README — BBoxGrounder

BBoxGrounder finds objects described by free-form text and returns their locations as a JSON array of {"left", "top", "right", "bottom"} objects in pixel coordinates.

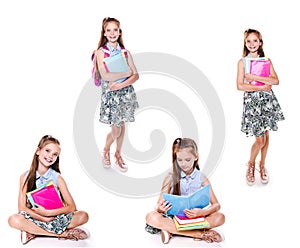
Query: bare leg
[
  {"left": 249, "top": 135, "right": 266, "bottom": 165},
  {"left": 259, "top": 131, "right": 269, "bottom": 166},
  {"left": 8, "top": 214, "right": 59, "bottom": 237},
  {"left": 113, "top": 123, "right": 128, "bottom": 172},
  {"left": 258, "top": 131, "right": 270, "bottom": 183},
  {"left": 246, "top": 134, "right": 267, "bottom": 185},
  {"left": 102, "top": 125, "right": 122, "bottom": 166},
  {"left": 115, "top": 123, "right": 125, "bottom": 154},
  {"left": 145, "top": 211, "right": 225, "bottom": 239},
  {"left": 8, "top": 211, "right": 89, "bottom": 237}
]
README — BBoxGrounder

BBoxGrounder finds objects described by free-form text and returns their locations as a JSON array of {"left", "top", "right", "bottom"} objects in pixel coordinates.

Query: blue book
[
  {"left": 162, "top": 184, "right": 210, "bottom": 216},
  {"left": 103, "top": 52, "right": 129, "bottom": 83}
]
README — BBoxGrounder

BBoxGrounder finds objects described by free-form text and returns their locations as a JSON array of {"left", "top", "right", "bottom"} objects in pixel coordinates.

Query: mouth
[{"left": 44, "top": 157, "right": 53, "bottom": 163}]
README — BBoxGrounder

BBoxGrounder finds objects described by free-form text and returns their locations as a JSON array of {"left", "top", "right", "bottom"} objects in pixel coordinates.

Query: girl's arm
[
  {"left": 183, "top": 177, "right": 220, "bottom": 218},
  {"left": 244, "top": 58, "right": 279, "bottom": 86},
  {"left": 236, "top": 59, "right": 272, "bottom": 92},
  {"left": 96, "top": 49, "right": 132, "bottom": 82},
  {"left": 18, "top": 174, "right": 54, "bottom": 222},
  {"left": 155, "top": 175, "right": 172, "bottom": 213},
  {"left": 108, "top": 50, "right": 139, "bottom": 91},
  {"left": 32, "top": 175, "right": 77, "bottom": 217}
]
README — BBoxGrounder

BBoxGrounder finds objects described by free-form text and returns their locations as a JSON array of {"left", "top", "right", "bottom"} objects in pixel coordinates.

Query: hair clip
[{"left": 103, "top": 17, "right": 110, "bottom": 22}]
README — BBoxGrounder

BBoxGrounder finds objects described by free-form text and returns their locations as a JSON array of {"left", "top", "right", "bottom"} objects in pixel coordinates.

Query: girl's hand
[
  {"left": 261, "top": 84, "right": 272, "bottom": 92},
  {"left": 156, "top": 199, "right": 172, "bottom": 213},
  {"left": 41, "top": 216, "right": 55, "bottom": 222},
  {"left": 244, "top": 73, "right": 252, "bottom": 83},
  {"left": 31, "top": 204, "right": 48, "bottom": 216},
  {"left": 108, "top": 82, "right": 120, "bottom": 91},
  {"left": 183, "top": 208, "right": 205, "bottom": 218}
]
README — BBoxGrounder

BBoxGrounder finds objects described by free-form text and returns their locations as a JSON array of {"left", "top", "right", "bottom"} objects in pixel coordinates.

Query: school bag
[{"left": 91, "top": 45, "right": 128, "bottom": 87}]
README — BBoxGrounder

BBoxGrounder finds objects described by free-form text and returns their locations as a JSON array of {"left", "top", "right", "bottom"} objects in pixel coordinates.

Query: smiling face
[
  {"left": 176, "top": 148, "right": 198, "bottom": 176},
  {"left": 104, "top": 21, "right": 120, "bottom": 44},
  {"left": 36, "top": 143, "right": 61, "bottom": 168},
  {"left": 245, "top": 32, "right": 261, "bottom": 55}
]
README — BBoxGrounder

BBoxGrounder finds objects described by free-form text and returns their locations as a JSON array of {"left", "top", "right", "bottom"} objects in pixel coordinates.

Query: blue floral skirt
[
  {"left": 241, "top": 90, "right": 285, "bottom": 137},
  {"left": 20, "top": 211, "right": 73, "bottom": 235},
  {"left": 99, "top": 81, "right": 139, "bottom": 127}
]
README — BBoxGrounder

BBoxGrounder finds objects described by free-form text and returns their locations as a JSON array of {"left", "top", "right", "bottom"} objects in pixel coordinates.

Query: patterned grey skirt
[
  {"left": 99, "top": 81, "right": 139, "bottom": 127},
  {"left": 241, "top": 90, "right": 285, "bottom": 137},
  {"left": 20, "top": 211, "right": 73, "bottom": 235}
]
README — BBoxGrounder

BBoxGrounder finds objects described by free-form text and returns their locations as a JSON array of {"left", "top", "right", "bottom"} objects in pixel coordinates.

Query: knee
[
  {"left": 255, "top": 138, "right": 265, "bottom": 148},
  {"left": 217, "top": 212, "right": 225, "bottom": 226},
  {"left": 111, "top": 127, "right": 121, "bottom": 139},
  {"left": 145, "top": 211, "right": 159, "bottom": 226},
  {"left": 77, "top": 211, "right": 89, "bottom": 225},
  {"left": 8, "top": 214, "right": 22, "bottom": 229}
]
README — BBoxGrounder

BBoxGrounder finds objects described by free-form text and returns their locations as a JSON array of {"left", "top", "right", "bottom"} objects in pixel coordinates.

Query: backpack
[{"left": 91, "top": 45, "right": 128, "bottom": 87}]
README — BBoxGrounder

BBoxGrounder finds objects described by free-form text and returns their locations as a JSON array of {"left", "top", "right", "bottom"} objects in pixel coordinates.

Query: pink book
[
  {"left": 26, "top": 181, "right": 64, "bottom": 210},
  {"left": 249, "top": 59, "right": 270, "bottom": 86},
  {"left": 174, "top": 215, "right": 205, "bottom": 225}
]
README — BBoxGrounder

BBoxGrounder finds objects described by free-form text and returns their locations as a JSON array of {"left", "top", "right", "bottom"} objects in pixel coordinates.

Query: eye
[{"left": 45, "top": 149, "right": 50, "bottom": 153}]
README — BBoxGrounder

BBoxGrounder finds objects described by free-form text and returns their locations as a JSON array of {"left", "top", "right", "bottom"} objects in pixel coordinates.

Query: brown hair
[
  {"left": 243, "top": 29, "right": 265, "bottom": 57},
  {"left": 170, "top": 138, "right": 199, "bottom": 195},
  {"left": 22, "top": 135, "right": 61, "bottom": 193}
]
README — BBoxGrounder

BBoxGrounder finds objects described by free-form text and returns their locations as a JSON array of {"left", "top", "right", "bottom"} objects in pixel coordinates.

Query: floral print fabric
[
  {"left": 241, "top": 90, "right": 285, "bottom": 137},
  {"left": 99, "top": 80, "right": 138, "bottom": 127},
  {"left": 20, "top": 211, "right": 73, "bottom": 235}
]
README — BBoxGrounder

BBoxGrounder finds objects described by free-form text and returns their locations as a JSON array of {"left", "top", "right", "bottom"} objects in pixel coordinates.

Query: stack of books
[
  {"left": 244, "top": 57, "right": 270, "bottom": 86},
  {"left": 173, "top": 215, "right": 209, "bottom": 231},
  {"left": 26, "top": 181, "right": 64, "bottom": 210}
]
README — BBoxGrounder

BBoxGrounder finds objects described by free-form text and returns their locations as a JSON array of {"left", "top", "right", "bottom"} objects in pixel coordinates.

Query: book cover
[
  {"left": 26, "top": 181, "right": 64, "bottom": 210},
  {"left": 244, "top": 57, "right": 270, "bottom": 86},
  {"left": 174, "top": 214, "right": 205, "bottom": 225},
  {"left": 162, "top": 184, "right": 210, "bottom": 216},
  {"left": 103, "top": 52, "right": 128, "bottom": 83},
  {"left": 174, "top": 218, "right": 210, "bottom": 231}
]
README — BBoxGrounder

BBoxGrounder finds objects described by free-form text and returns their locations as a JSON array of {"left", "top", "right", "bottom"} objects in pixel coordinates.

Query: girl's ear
[
  {"left": 36, "top": 148, "right": 40, "bottom": 156},
  {"left": 195, "top": 153, "right": 199, "bottom": 161}
]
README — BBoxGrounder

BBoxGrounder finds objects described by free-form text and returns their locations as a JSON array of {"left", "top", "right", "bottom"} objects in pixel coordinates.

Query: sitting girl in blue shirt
[{"left": 145, "top": 138, "right": 225, "bottom": 244}]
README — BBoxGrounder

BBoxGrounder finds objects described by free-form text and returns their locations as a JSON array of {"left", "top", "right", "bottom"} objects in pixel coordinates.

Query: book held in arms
[
  {"left": 244, "top": 57, "right": 270, "bottom": 86},
  {"left": 162, "top": 184, "right": 210, "bottom": 216},
  {"left": 103, "top": 52, "right": 129, "bottom": 83},
  {"left": 26, "top": 181, "right": 64, "bottom": 210}
]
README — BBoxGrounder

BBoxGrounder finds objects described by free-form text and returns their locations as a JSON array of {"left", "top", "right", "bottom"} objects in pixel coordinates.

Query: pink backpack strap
[
  {"left": 120, "top": 45, "right": 128, "bottom": 58},
  {"left": 101, "top": 45, "right": 110, "bottom": 58}
]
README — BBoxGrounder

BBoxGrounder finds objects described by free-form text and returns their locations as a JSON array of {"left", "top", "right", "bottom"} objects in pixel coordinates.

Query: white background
[{"left": 1, "top": 0, "right": 299, "bottom": 247}]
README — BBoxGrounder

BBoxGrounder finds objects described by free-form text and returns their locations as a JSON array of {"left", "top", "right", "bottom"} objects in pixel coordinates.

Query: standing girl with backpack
[{"left": 92, "top": 17, "right": 139, "bottom": 172}]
